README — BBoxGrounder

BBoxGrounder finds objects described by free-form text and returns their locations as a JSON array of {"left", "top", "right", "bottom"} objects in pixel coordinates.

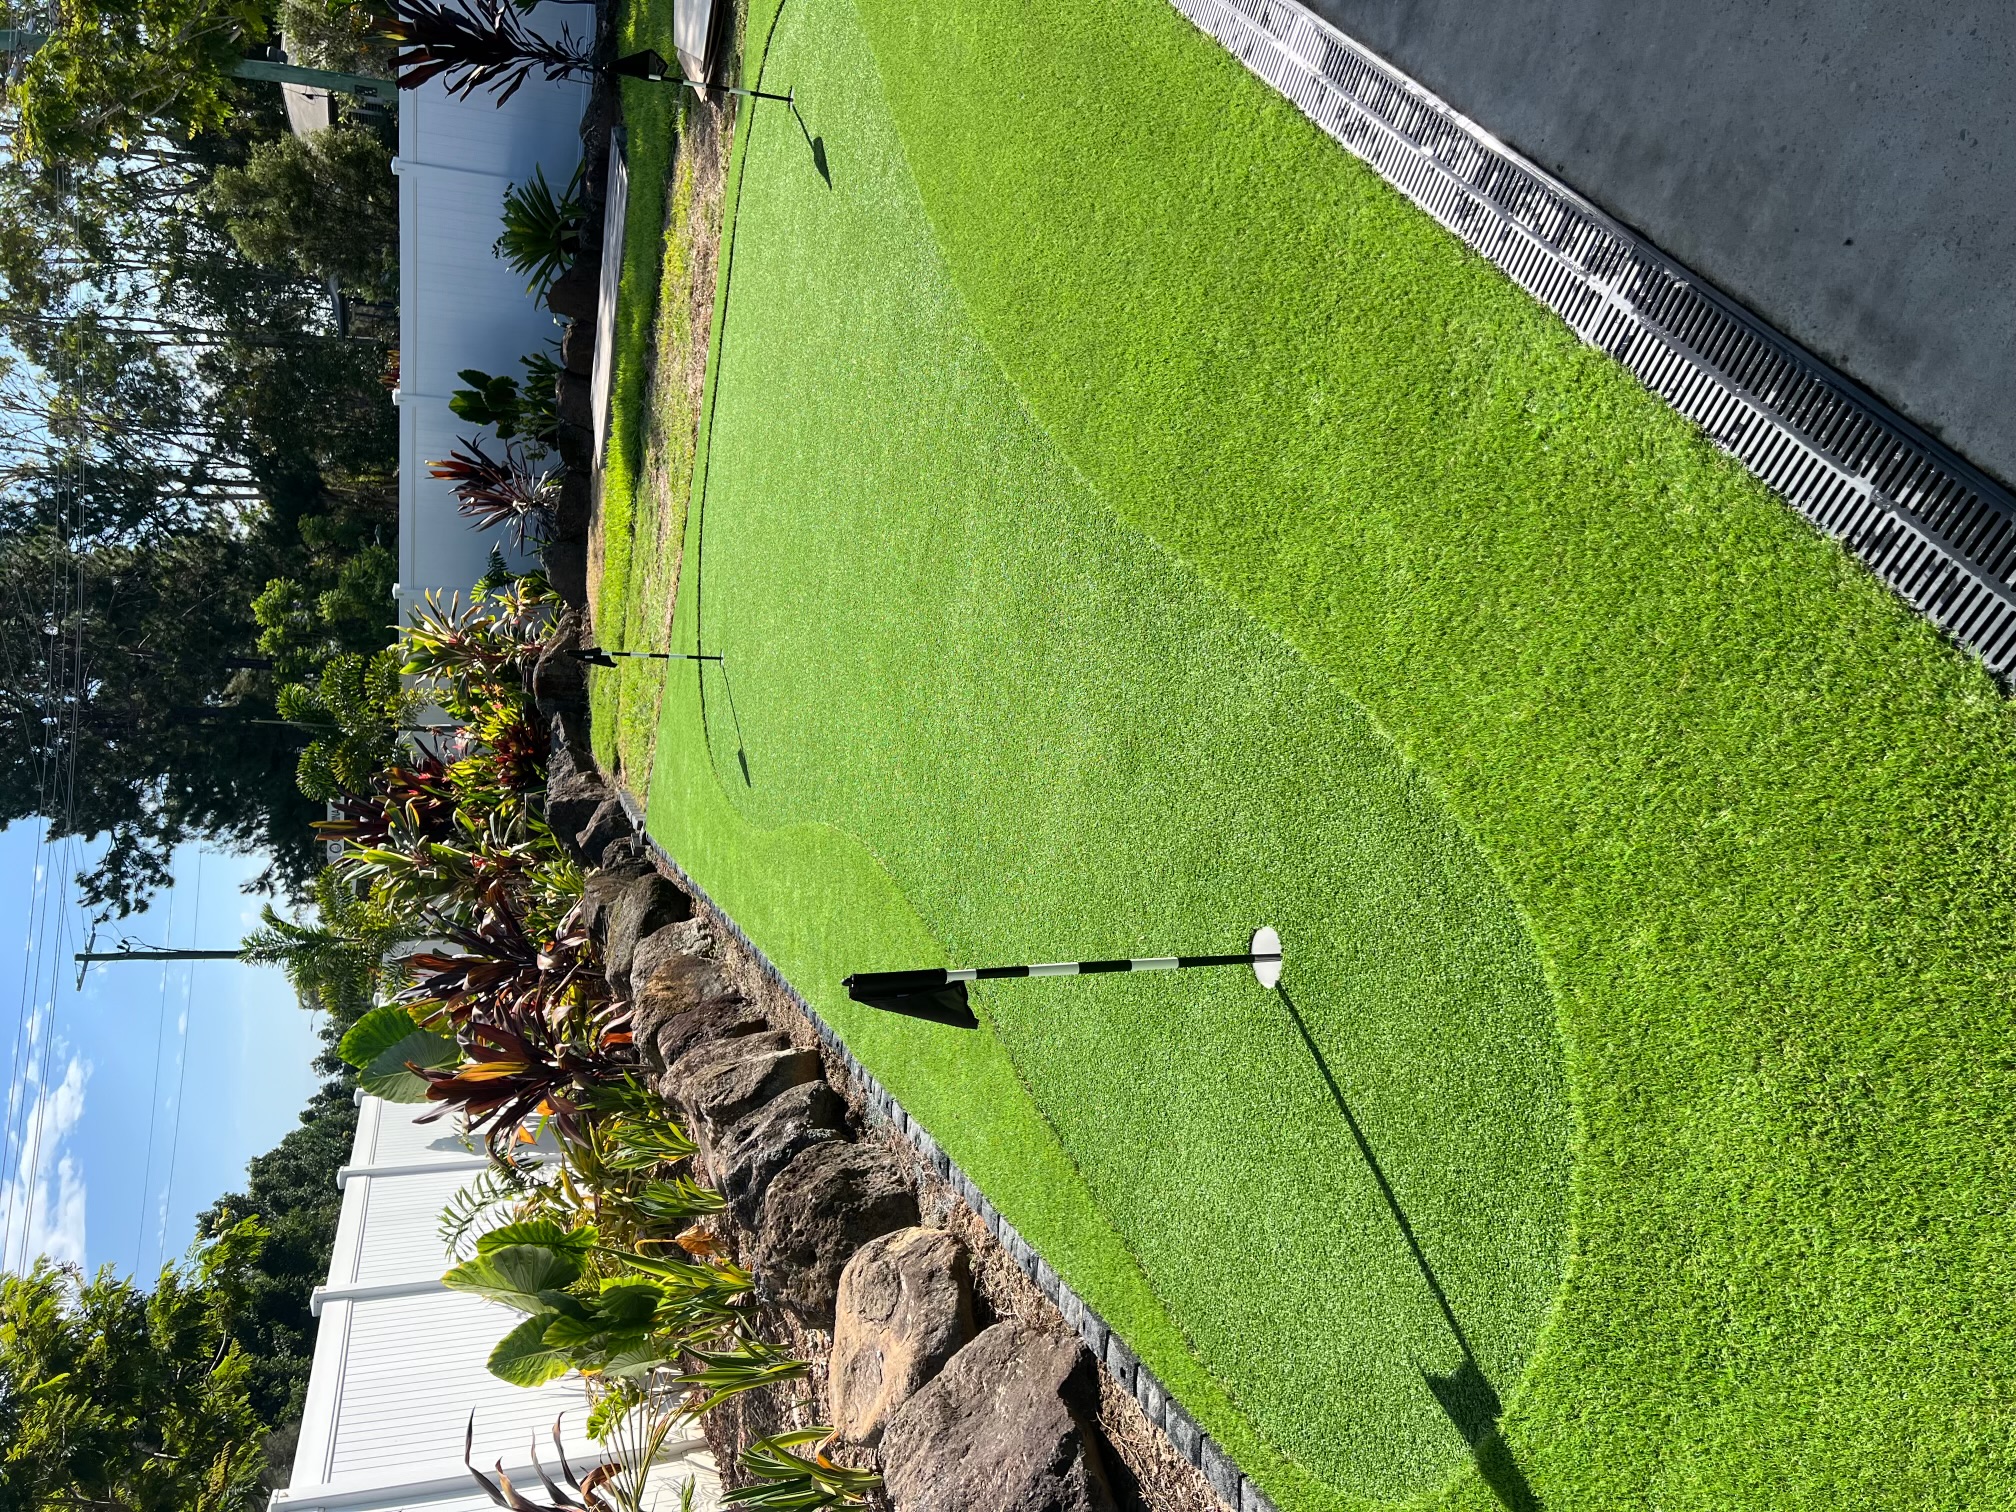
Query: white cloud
[{"left": 1, "top": 1056, "right": 90, "bottom": 1270}]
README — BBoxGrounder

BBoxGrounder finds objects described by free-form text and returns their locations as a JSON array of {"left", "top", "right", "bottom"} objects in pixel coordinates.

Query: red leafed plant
[
  {"left": 427, "top": 436, "right": 556, "bottom": 545},
  {"left": 399, "top": 881, "right": 606, "bottom": 1035},
  {"left": 416, "top": 1018, "right": 625, "bottom": 1151}
]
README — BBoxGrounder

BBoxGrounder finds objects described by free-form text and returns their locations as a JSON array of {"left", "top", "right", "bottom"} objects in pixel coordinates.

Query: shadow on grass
[
  {"left": 789, "top": 100, "right": 832, "bottom": 188},
  {"left": 1275, "top": 983, "right": 1543, "bottom": 1512},
  {"left": 712, "top": 657, "right": 753, "bottom": 786}
]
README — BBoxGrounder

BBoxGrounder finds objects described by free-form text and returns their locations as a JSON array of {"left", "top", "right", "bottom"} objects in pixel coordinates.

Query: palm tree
[{"left": 241, "top": 869, "right": 420, "bottom": 1028}]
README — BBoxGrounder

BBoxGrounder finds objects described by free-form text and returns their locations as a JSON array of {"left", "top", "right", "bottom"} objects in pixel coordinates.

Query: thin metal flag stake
[
  {"left": 570, "top": 647, "right": 723, "bottom": 667},
  {"left": 844, "top": 927, "right": 1282, "bottom": 1028},
  {"left": 610, "top": 50, "right": 796, "bottom": 104}
]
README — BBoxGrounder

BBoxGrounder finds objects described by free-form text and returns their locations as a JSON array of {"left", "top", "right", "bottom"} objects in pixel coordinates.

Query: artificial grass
[
  {"left": 595, "top": 0, "right": 785, "bottom": 784},
  {"left": 604, "top": 0, "right": 2016, "bottom": 1507},
  {"left": 590, "top": 0, "right": 680, "bottom": 654}
]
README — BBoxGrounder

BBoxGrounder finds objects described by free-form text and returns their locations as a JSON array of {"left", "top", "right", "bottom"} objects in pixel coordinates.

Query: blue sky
[{"left": 0, "top": 821, "right": 328, "bottom": 1281}]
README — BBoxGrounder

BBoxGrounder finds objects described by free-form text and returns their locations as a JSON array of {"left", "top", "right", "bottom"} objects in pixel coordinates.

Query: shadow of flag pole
[{"left": 844, "top": 927, "right": 1282, "bottom": 1028}]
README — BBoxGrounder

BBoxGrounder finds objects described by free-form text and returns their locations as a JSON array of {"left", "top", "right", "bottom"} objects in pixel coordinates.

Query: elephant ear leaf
[
  {"left": 488, "top": 1312, "right": 573, "bottom": 1387},
  {"left": 475, "top": 1219, "right": 597, "bottom": 1258},
  {"left": 339, "top": 1005, "right": 460, "bottom": 1103},
  {"left": 444, "top": 1243, "right": 581, "bottom": 1310}
]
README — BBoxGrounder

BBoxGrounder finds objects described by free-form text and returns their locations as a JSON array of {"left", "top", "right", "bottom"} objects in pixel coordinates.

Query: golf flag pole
[
  {"left": 609, "top": 50, "right": 795, "bottom": 104},
  {"left": 844, "top": 927, "right": 1282, "bottom": 1027},
  {"left": 571, "top": 647, "right": 723, "bottom": 667}
]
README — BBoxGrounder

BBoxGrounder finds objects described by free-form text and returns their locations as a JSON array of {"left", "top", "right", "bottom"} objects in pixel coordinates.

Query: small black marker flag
[{"left": 844, "top": 927, "right": 1281, "bottom": 1027}]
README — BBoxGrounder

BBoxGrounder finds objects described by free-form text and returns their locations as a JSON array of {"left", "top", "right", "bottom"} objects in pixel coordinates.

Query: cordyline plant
[
  {"left": 383, "top": 0, "right": 595, "bottom": 103},
  {"left": 429, "top": 437, "right": 557, "bottom": 546},
  {"left": 417, "top": 1017, "right": 631, "bottom": 1151},
  {"left": 312, "top": 750, "right": 460, "bottom": 850},
  {"left": 398, "top": 879, "right": 607, "bottom": 1034},
  {"left": 464, "top": 1414, "right": 627, "bottom": 1512},
  {"left": 400, "top": 586, "right": 551, "bottom": 704}
]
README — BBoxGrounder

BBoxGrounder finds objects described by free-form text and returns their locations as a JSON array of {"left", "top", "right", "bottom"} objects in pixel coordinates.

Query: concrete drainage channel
[
  {"left": 1168, "top": 0, "right": 2016, "bottom": 680},
  {"left": 615, "top": 790, "right": 1274, "bottom": 1512}
]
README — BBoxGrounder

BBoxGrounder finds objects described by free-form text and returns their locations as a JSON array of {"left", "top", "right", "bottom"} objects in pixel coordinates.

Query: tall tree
[
  {"left": 0, "top": 526, "right": 321, "bottom": 916},
  {"left": 206, "top": 125, "right": 399, "bottom": 300},
  {"left": 0, "top": 90, "right": 400, "bottom": 918},
  {"left": 0, "top": 1220, "right": 272, "bottom": 1512},
  {"left": 9, "top": 0, "right": 271, "bottom": 162}
]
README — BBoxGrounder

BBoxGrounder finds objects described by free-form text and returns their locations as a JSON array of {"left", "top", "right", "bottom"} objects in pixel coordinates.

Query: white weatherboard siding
[
  {"left": 278, "top": 1097, "right": 721, "bottom": 1512},
  {"left": 395, "top": 3, "right": 589, "bottom": 622}
]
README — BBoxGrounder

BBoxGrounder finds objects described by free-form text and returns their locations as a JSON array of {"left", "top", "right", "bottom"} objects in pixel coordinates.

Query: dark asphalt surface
[{"left": 1301, "top": 0, "right": 2013, "bottom": 487}]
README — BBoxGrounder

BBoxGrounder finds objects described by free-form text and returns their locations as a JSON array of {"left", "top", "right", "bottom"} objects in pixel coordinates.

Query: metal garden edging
[
  {"left": 613, "top": 789, "right": 1278, "bottom": 1512},
  {"left": 1168, "top": 0, "right": 2016, "bottom": 680}
]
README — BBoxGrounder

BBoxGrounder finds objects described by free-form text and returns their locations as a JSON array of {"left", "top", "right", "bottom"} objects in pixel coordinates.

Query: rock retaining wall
[{"left": 534, "top": 685, "right": 1235, "bottom": 1510}]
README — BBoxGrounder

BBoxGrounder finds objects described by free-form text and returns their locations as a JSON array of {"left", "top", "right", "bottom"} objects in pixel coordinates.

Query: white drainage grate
[{"left": 1170, "top": 0, "right": 2016, "bottom": 678}]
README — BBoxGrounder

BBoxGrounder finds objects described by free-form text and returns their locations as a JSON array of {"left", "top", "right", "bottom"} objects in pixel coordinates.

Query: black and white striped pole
[
  {"left": 570, "top": 647, "right": 723, "bottom": 667},
  {"left": 844, "top": 927, "right": 1282, "bottom": 1027}
]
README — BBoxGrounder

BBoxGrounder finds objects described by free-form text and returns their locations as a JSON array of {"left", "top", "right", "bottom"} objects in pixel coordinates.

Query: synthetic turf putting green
[{"left": 596, "top": 0, "right": 2016, "bottom": 1507}]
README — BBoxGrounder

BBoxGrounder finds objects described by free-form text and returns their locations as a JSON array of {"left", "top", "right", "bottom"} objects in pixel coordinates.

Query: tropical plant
[
  {"left": 336, "top": 807, "right": 568, "bottom": 923},
  {"left": 726, "top": 1430, "right": 881, "bottom": 1510},
  {"left": 450, "top": 367, "right": 528, "bottom": 435},
  {"left": 462, "top": 1413, "right": 627, "bottom": 1512},
  {"left": 441, "top": 1222, "right": 754, "bottom": 1387},
  {"left": 427, "top": 437, "right": 556, "bottom": 545},
  {"left": 590, "top": 1399, "right": 692, "bottom": 1512},
  {"left": 452, "top": 351, "right": 563, "bottom": 446},
  {"left": 398, "top": 587, "right": 548, "bottom": 712},
  {"left": 381, "top": 0, "right": 595, "bottom": 104},
  {"left": 439, "top": 1150, "right": 551, "bottom": 1257},
  {"left": 240, "top": 868, "right": 421, "bottom": 1026},
  {"left": 397, "top": 880, "right": 604, "bottom": 1033},
  {"left": 661, "top": 1338, "right": 809, "bottom": 1420},
  {"left": 337, "top": 1002, "right": 464, "bottom": 1102},
  {"left": 416, "top": 1018, "right": 629, "bottom": 1150},
  {"left": 278, "top": 648, "right": 421, "bottom": 800},
  {"left": 495, "top": 166, "right": 584, "bottom": 295}
]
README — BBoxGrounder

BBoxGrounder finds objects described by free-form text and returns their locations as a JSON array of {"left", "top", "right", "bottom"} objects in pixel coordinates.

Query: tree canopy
[
  {"left": 0, "top": 1219, "right": 273, "bottom": 1512},
  {"left": 10, "top": 0, "right": 271, "bottom": 162},
  {"left": 0, "top": 59, "right": 401, "bottom": 918}
]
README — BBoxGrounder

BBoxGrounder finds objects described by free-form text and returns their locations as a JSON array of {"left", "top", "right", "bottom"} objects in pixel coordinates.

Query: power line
[
  {"left": 153, "top": 848, "right": 203, "bottom": 1271},
  {"left": 132, "top": 879, "right": 176, "bottom": 1277}
]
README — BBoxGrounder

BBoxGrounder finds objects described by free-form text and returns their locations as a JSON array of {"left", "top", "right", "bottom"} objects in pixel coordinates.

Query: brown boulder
[
  {"left": 667, "top": 1034, "right": 822, "bottom": 1132},
  {"left": 831, "top": 1228, "right": 973, "bottom": 1446},
  {"left": 552, "top": 468, "right": 591, "bottom": 543},
  {"left": 544, "top": 768, "right": 612, "bottom": 855},
  {"left": 710, "top": 1080, "right": 847, "bottom": 1227},
  {"left": 560, "top": 318, "right": 594, "bottom": 375},
  {"left": 627, "top": 920, "right": 740, "bottom": 1008},
  {"left": 599, "top": 873, "right": 692, "bottom": 994},
  {"left": 542, "top": 536, "right": 588, "bottom": 610},
  {"left": 754, "top": 1142, "right": 918, "bottom": 1326},
  {"left": 881, "top": 1321, "right": 1116, "bottom": 1512},
  {"left": 640, "top": 998, "right": 771, "bottom": 1076},
  {"left": 544, "top": 256, "right": 600, "bottom": 323},
  {"left": 572, "top": 794, "right": 631, "bottom": 868}
]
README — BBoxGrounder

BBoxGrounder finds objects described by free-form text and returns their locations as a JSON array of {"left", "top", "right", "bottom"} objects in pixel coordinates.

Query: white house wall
[
  {"left": 395, "top": 4, "right": 591, "bottom": 623},
  {"left": 279, "top": 1097, "right": 721, "bottom": 1512}
]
